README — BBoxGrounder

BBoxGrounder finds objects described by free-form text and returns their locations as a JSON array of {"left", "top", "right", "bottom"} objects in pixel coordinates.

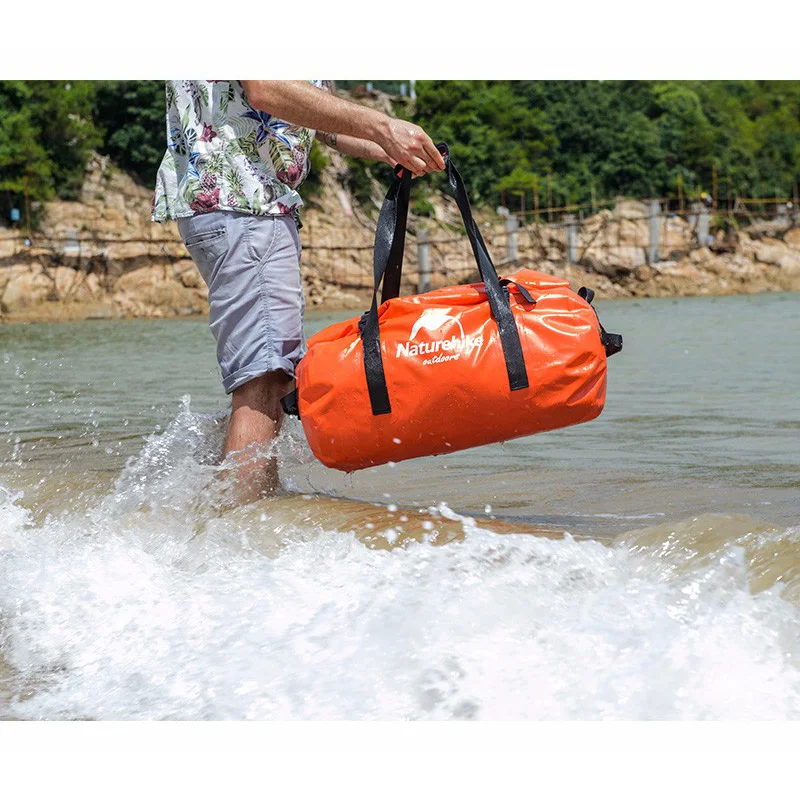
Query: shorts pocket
[
  {"left": 184, "top": 227, "right": 229, "bottom": 282},
  {"left": 184, "top": 227, "right": 227, "bottom": 248},
  {"left": 245, "top": 216, "right": 280, "bottom": 267}
]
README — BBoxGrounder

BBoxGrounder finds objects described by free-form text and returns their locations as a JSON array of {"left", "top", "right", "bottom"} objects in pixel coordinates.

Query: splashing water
[
  {"left": 1, "top": 298, "right": 799, "bottom": 720},
  {"left": 1, "top": 400, "right": 799, "bottom": 720}
]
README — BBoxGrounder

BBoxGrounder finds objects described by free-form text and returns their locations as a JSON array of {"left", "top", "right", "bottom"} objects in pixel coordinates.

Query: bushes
[
  {"left": 2, "top": 80, "right": 797, "bottom": 230},
  {"left": 0, "top": 81, "right": 100, "bottom": 219},
  {"left": 94, "top": 81, "right": 165, "bottom": 186},
  {"left": 414, "top": 80, "right": 800, "bottom": 208}
]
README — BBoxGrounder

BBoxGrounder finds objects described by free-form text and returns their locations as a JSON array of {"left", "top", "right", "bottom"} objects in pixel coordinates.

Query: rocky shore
[
  {"left": 1, "top": 154, "right": 799, "bottom": 325},
  {"left": 508, "top": 199, "right": 800, "bottom": 300}
]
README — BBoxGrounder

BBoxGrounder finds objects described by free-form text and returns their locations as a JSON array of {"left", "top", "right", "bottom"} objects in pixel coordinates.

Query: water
[{"left": 1, "top": 292, "right": 799, "bottom": 719}]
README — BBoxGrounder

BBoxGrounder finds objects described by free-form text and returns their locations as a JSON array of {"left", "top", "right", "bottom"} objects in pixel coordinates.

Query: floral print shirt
[{"left": 152, "top": 80, "right": 329, "bottom": 221}]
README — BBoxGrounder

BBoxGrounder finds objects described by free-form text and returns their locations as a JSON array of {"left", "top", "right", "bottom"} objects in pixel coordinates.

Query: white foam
[
  {"left": 1, "top": 483, "right": 799, "bottom": 720},
  {"left": 1, "top": 403, "right": 799, "bottom": 720}
]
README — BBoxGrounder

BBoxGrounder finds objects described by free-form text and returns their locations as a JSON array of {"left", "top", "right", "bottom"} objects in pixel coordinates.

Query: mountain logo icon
[{"left": 409, "top": 308, "right": 465, "bottom": 341}]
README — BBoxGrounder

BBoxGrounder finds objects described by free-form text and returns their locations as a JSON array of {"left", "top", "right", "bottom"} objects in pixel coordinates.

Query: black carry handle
[
  {"left": 359, "top": 143, "right": 529, "bottom": 416},
  {"left": 379, "top": 164, "right": 412, "bottom": 305},
  {"left": 357, "top": 164, "right": 413, "bottom": 416}
]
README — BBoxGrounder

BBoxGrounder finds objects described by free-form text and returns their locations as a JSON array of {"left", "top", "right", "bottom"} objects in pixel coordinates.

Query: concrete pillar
[
  {"left": 688, "top": 202, "right": 698, "bottom": 231},
  {"left": 564, "top": 214, "right": 578, "bottom": 264},
  {"left": 505, "top": 215, "right": 519, "bottom": 262},
  {"left": 697, "top": 205, "right": 710, "bottom": 247},
  {"left": 64, "top": 228, "right": 81, "bottom": 257},
  {"left": 417, "top": 229, "right": 431, "bottom": 293},
  {"left": 647, "top": 199, "right": 661, "bottom": 264}
]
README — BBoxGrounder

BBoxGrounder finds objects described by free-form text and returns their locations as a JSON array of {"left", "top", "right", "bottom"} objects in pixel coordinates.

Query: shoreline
[
  {"left": 4, "top": 155, "right": 799, "bottom": 326},
  {"left": 2, "top": 278, "right": 798, "bottom": 326},
  {"left": 0, "top": 289, "right": 375, "bottom": 325}
]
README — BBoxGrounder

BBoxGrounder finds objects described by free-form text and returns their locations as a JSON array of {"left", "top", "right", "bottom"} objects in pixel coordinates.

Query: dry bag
[{"left": 287, "top": 144, "right": 622, "bottom": 472}]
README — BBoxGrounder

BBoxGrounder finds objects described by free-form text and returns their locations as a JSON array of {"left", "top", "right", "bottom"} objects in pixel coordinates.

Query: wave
[{"left": 0, "top": 401, "right": 799, "bottom": 720}]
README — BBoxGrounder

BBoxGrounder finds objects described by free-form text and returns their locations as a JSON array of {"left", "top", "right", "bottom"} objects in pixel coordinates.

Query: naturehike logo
[
  {"left": 410, "top": 308, "right": 465, "bottom": 341},
  {"left": 396, "top": 308, "right": 483, "bottom": 365}
]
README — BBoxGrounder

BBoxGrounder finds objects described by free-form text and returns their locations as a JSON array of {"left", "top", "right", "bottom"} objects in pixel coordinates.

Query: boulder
[
  {"left": 749, "top": 237, "right": 800, "bottom": 274},
  {"left": 582, "top": 246, "right": 645, "bottom": 276},
  {"left": 0, "top": 236, "right": 23, "bottom": 260},
  {"left": 52, "top": 266, "right": 82, "bottom": 300},
  {"left": 173, "top": 259, "right": 204, "bottom": 288},
  {"left": 51, "top": 268, "right": 104, "bottom": 301},
  {"left": 613, "top": 198, "right": 648, "bottom": 220},
  {"left": 689, "top": 247, "right": 713, "bottom": 264},
  {"left": 113, "top": 264, "right": 208, "bottom": 317},
  {"left": 114, "top": 264, "right": 168, "bottom": 294},
  {"left": 784, "top": 228, "right": 800, "bottom": 249},
  {"left": 1, "top": 266, "right": 54, "bottom": 309}
]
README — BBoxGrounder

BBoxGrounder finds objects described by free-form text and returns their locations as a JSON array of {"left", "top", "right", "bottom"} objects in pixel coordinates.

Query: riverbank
[
  {"left": 3, "top": 244, "right": 799, "bottom": 325},
  {"left": 2, "top": 153, "right": 799, "bottom": 325}
]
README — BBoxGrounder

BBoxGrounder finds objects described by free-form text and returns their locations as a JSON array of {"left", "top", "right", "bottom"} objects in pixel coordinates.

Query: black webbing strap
[
  {"left": 379, "top": 167, "right": 411, "bottom": 305},
  {"left": 280, "top": 387, "right": 300, "bottom": 418},
  {"left": 602, "top": 330, "right": 623, "bottom": 357},
  {"left": 577, "top": 287, "right": 595, "bottom": 305},
  {"left": 440, "top": 148, "right": 529, "bottom": 392},
  {"left": 359, "top": 143, "right": 529, "bottom": 416},
  {"left": 358, "top": 166, "right": 413, "bottom": 415},
  {"left": 578, "top": 286, "right": 623, "bottom": 358},
  {"left": 499, "top": 278, "right": 536, "bottom": 305}
]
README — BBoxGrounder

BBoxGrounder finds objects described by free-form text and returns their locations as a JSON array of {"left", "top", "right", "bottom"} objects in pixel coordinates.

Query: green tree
[
  {"left": 94, "top": 81, "right": 166, "bottom": 186},
  {"left": 599, "top": 112, "right": 666, "bottom": 197},
  {"left": 414, "top": 80, "right": 557, "bottom": 202},
  {"left": 26, "top": 81, "right": 100, "bottom": 199},
  {"left": 0, "top": 106, "right": 53, "bottom": 222},
  {"left": 0, "top": 81, "right": 99, "bottom": 221},
  {"left": 413, "top": 80, "right": 800, "bottom": 208},
  {"left": 650, "top": 82, "right": 715, "bottom": 188}
]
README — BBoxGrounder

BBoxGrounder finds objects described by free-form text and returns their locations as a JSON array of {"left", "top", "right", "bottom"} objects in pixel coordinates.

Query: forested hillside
[
  {"left": 1, "top": 80, "right": 798, "bottom": 227},
  {"left": 413, "top": 81, "right": 800, "bottom": 207}
]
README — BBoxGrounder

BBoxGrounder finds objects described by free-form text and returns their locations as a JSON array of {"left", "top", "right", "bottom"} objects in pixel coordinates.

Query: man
[{"left": 153, "top": 80, "right": 444, "bottom": 503}]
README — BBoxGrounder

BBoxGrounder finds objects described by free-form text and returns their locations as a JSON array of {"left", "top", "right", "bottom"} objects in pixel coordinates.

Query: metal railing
[{"left": 2, "top": 198, "right": 797, "bottom": 295}]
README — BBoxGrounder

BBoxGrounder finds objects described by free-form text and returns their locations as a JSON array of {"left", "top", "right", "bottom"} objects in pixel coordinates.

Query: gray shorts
[{"left": 178, "top": 211, "right": 306, "bottom": 394}]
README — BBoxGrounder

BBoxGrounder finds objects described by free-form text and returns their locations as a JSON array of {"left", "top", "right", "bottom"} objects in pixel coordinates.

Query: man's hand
[
  {"left": 317, "top": 129, "right": 443, "bottom": 179},
  {"left": 241, "top": 80, "right": 445, "bottom": 177},
  {"left": 377, "top": 118, "right": 445, "bottom": 178}
]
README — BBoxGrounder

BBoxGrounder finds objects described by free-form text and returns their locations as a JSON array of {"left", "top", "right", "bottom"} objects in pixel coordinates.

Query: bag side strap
[
  {"left": 280, "top": 387, "right": 300, "bottom": 418},
  {"left": 379, "top": 167, "right": 411, "bottom": 305},
  {"left": 578, "top": 286, "right": 623, "bottom": 357},
  {"left": 499, "top": 278, "right": 536, "bottom": 305}
]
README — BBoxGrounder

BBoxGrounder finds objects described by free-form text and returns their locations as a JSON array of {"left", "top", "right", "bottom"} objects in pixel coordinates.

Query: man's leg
[
  {"left": 222, "top": 370, "right": 293, "bottom": 504},
  {"left": 179, "top": 212, "right": 305, "bottom": 506}
]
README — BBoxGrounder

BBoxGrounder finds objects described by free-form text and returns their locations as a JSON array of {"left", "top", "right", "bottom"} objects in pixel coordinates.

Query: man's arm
[
  {"left": 316, "top": 130, "right": 393, "bottom": 166},
  {"left": 240, "top": 80, "right": 444, "bottom": 177}
]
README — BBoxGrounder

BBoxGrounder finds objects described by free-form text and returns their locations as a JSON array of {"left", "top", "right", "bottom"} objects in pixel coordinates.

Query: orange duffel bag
[{"left": 285, "top": 144, "right": 622, "bottom": 473}]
